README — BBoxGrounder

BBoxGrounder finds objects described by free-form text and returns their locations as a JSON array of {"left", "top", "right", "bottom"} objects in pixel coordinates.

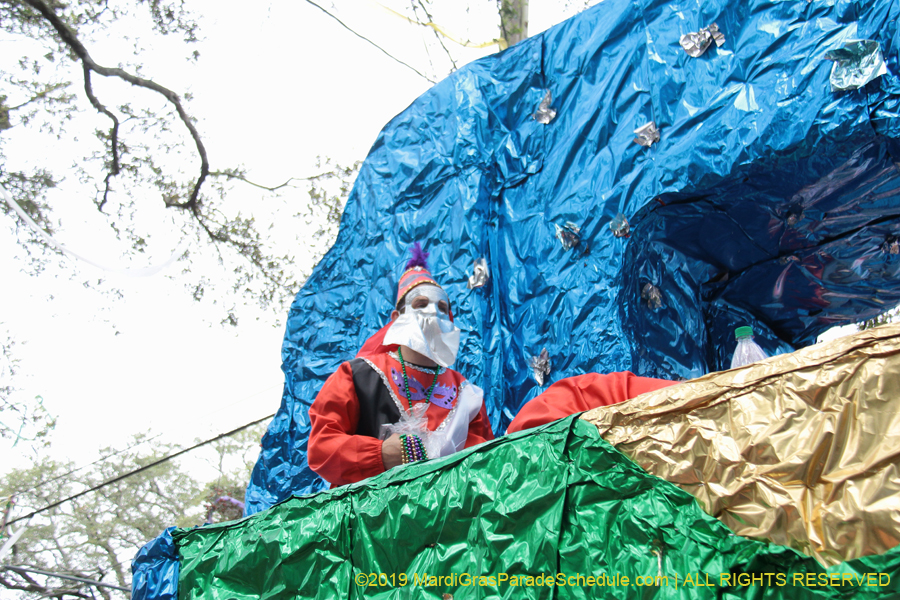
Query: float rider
[{"left": 307, "top": 244, "right": 494, "bottom": 487}]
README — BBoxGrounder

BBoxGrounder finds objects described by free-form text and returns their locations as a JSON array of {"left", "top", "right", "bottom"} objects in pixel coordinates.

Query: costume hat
[{"left": 396, "top": 243, "right": 443, "bottom": 308}]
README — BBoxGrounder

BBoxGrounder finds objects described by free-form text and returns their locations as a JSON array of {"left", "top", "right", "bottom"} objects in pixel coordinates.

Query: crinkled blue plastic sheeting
[
  {"left": 131, "top": 527, "right": 178, "bottom": 600},
  {"left": 245, "top": 0, "right": 900, "bottom": 514}
]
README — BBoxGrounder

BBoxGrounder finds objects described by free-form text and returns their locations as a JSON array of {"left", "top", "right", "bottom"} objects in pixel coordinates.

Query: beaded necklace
[
  {"left": 396, "top": 347, "right": 440, "bottom": 411},
  {"left": 399, "top": 433, "right": 427, "bottom": 463}
]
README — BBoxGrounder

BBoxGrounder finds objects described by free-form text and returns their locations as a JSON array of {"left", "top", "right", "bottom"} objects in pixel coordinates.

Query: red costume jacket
[
  {"left": 506, "top": 371, "right": 676, "bottom": 433},
  {"left": 308, "top": 349, "right": 494, "bottom": 486}
]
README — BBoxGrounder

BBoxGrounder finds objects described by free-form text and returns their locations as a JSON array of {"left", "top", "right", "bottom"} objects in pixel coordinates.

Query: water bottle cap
[{"left": 735, "top": 326, "right": 754, "bottom": 339}]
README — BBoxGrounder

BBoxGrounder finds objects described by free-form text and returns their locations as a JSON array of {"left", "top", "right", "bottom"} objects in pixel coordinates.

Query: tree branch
[
  {"left": 81, "top": 64, "right": 119, "bottom": 211},
  {"left": 7, "top": 83, "right": 71, "bottom": 112},
  {"left": 414, "top": 0, "right": 457, "bottom": 70},
  {"left": 23, "top": 0, "right": 210, "bottom": 209},
  {"left": 209, "top": 169, "right": 344, "bottom": 191},
  {"left": 189, "top": 208, "right": 291, "bottom": 292},
  {"left": 0, "top": 567, "right": 92, "bottom": 599},
  {"left": 1, "top": 567, "right": 42, "bottom": 590},
  {"left": 96, "top": 540, "right": 127, "bottom": 590},
  {"left": 210, "top": 170, "right": 300, "bottom": 192}
]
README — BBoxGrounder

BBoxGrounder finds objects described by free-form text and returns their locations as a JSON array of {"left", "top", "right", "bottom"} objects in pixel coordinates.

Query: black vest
[{"left": 349, "top": 358, "right": 402, "bottom": 438}]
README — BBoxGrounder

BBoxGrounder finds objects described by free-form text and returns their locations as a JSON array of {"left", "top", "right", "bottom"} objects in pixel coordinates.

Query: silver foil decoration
[
  {"left": 533, "top": 90, "right": 557, "bottom": 124},
  {"left": 709, "top": 23, "right": 725, "bottom": 47},
  {"left": 609, "top": 213, "right": 630, "bottom": 237},
  {"left": 824, "top": 40, "right": 887, "bottom": 92},
  {"left": 641, "top": 283, "right": 663, "bottom": 310},
  {"left": 529, "top": 348, "right": 551, "bottom": 386},
  {"left": 633, "top": 122, "right": 660, "bottom": 147},
  {"left": 783, "top": 203, "right": 804, "bottom": 227},
  {"left": 679, "top": 23, "right": 725, "bottom": 58},
  {"left": 555, "top": 221, "right": 581, "bottom": 250},
  {"left": 466, "top": 257, "right": 489, "bottom": 289}
]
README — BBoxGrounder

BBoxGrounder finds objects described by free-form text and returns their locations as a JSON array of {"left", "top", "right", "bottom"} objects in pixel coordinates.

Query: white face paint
[
  {"left": 403, "top": 284, "right": 451, "bottom": 320},
  {"left": 384, "top": 284, "right": 460, "bottom": 367}
]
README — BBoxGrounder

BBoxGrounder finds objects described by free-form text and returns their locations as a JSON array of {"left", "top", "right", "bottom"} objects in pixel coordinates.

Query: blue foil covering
[
  {"left": 131, "top": 527, "right": 178, "bottom": 600},
  {"left": 245, "top": 0, "right": 900, "bottom": 514}
]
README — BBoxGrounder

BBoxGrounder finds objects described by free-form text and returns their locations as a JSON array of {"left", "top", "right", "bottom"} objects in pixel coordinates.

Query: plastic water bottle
[{"left": 730, "top": 326, "right": 768, "bottom": 369}]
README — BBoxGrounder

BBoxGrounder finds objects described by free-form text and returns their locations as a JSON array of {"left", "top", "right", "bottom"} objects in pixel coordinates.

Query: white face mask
[{"left": 384, "top": 284, "right": 460, "bottom": 367}]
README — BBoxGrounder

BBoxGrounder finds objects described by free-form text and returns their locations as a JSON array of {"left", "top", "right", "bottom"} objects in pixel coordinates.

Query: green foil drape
[{"left": 175, "top": 417, "right": 900, "bottom": 599}]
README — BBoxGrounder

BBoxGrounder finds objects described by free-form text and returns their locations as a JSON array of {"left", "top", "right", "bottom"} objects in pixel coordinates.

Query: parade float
[{"left": 134, "top": 0, "right": 900, "bottom": 597}]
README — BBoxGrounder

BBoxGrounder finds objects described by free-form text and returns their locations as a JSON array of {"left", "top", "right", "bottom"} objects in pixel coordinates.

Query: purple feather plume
[{"left": 405, "top": 242, "right": 429, "bottom": 270}]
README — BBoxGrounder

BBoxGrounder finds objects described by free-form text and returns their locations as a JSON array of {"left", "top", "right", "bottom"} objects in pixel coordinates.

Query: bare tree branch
[
  {"left": 22, "top": 0, "right": 210, "bottom": 210},
  {"left": 81, "top": 64, "right": 120, "bottom": 210},
  {"left": 209, "top": 170, "right": 301, "bottom": 192},
  {"left": 3, "top": 1, "right": 361, "bottom": 319},
  {"left": 209, "top": 169, "right": 349, "bottom": 192},
  {"left": 414, "top": 0, "right": 458, "bottom": 70}
]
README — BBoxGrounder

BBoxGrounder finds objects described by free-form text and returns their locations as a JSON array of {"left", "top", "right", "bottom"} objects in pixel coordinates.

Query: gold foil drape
[{"left": 582, "top": 324, "right": 900, "bottom": 566}]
